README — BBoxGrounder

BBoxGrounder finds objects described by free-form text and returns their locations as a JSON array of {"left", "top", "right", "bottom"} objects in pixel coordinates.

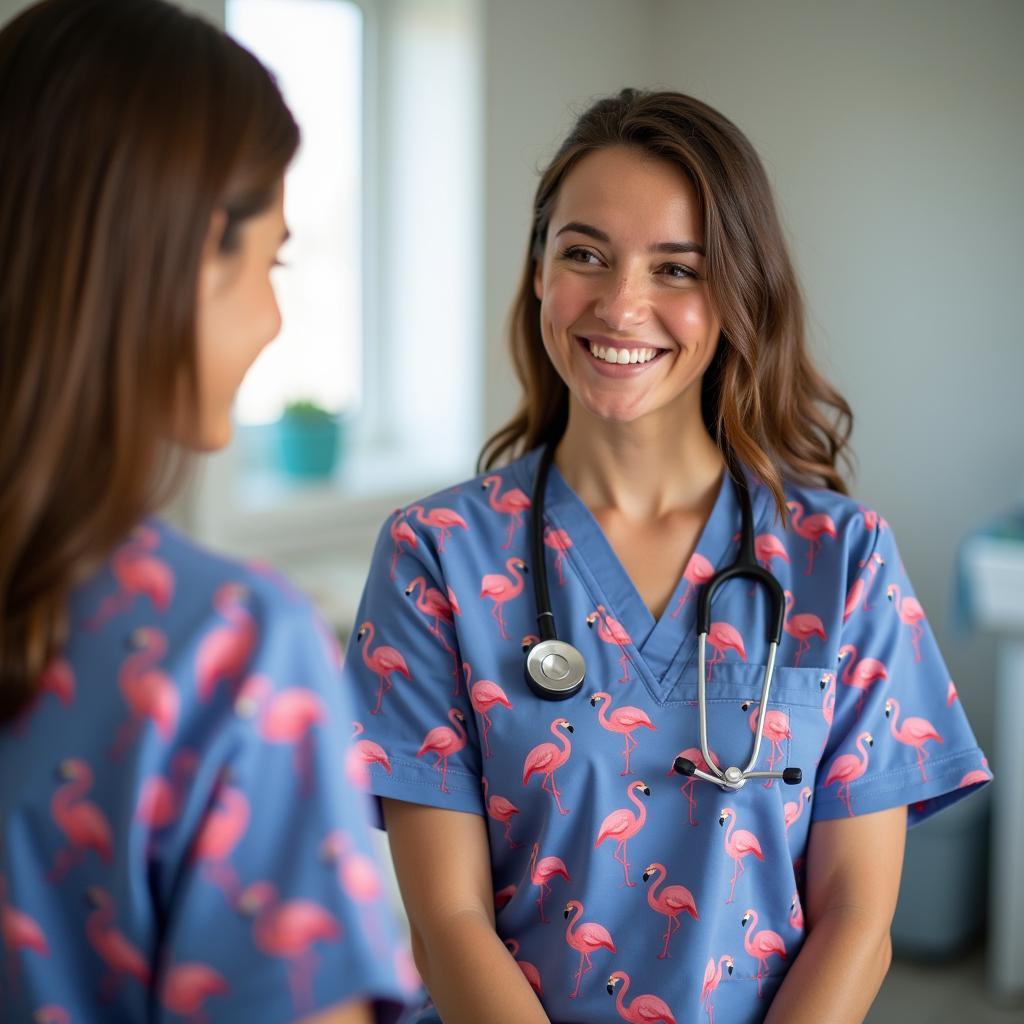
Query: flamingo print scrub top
[
  {"left": 343, "top": 447, "right": 990, "bottom": 1024},
  {"left": 0, "top": 520, "right": 413, "bottom": 1023}
]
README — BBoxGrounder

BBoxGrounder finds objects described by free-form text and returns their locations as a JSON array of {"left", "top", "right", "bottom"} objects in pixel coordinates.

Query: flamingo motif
[
  {"left": 947, "top": 680, "right": 959, "bottom": 706},
  {"left": 192, "top": 772, "right": 250, "bottom": 904},
  {"left": 783, "top": 590, "right": 826, "bottom": 667},
  {"left": 701, "top": 955, "right": 734, "bottom": 1024},
  {"left": 705, "top": 621, "right": 746, "bottom": 683},
  {"left": 0, "top": 872, "right": 49, "bottom": 960},
  {"left": 416, "top": 708, "right": 468, "bottom": 793},
  {"left": 669, "top": 553, "right": 715, "bottom": 618},
  {"left": 522, "top": 718, "right": 574, "bottom": 815},
  {"left": 544, "top": 526, "right": 573, "bottom": 586},
  {"left": 755, "top": 533, "right": 790, "bottom": 569},
  {"left": 885, "top": 698, "right": 942, "bottom": 782},
  {"left": 590, "top": 691, "right": 655, "bottom": 775},
  {"left": 109, "top": 627, "right": 179, "bottom": 760},
  {"left": 135, "top": 749, "right": 197, "bottom": 832},
  {"left": 586, "top": 605, "right": 633, "bottom": 684},
  {"left": 482, "top": 777, "right": 521, "bottom": 850},
  {"left": 85, "top": 887, "right": 149, "bottom": 998},
  {"left": 196, "top": 583, "right": 256, "bottom": 703},
  {"left": 356, "top": 621, "right": 412, "bottom": 715},
  {"left": 504, "top": 938, "right": 543, "bottom": 995},
  {"left": 837, "top": 644, "right": 888, "bottom": 716},
  {"left": 161, "top": 960, "right": 230, "bottom": 1020},
  {"left": 31, "top": 1006, "right": 70, "bottom": 1024},
  {"left": 481, "top": 558, "right": 528, "bottom": 641},
  {"left": 742, "top": 907, "right": 787, "bottom": 997},
  {"left": 466, "top": 663, "right": 513, "bottom": 758},
  {"left": 606, "top": 971, "right": 677, "bottom": 1023},
  {"left": 843, "top": 552, "right": 885, "bottom": 622},
  {"left": 347, "top": 721, "right": 392, "bottom": 788},
  {"left": 564, "top": 900, "right": 615, "bottom": 999},
  {"left": 887, "top": 584, "right": 926, "bottom": 662},
  {"left": 406, "top": 577, "right": 460, "bottom": 688},
  {"left": 39, "top": 658, "right": 75, "bottom": 708},
  {"left": 529, "top": 841, "right": 570, "bottom": 922},
  {"left": 789, "top": 891, "right": 804, "bottom": 930},
  {"left": 238, "top": 881, "right": 341, "bottom": 1015},
  {"left": 824, "top": 731, "right": 873, "bottom": 816},
  {"left": 783, "top": 787, "right": 812, "bottom": 834},
  {"left": 642, "top": 862, "right": 698, "bottom": 959},
  {"left": 494, "top": 883, "right": 517, "bottom": 910},
  {"left": 49, "top": 759, "right": 113, "bottom": 883},
  {"left": 234, "top": 675, "right": 325, "bottom": 794},
  {"left": 669, "top": 745, "right": 720, "bottom": 826},
  {"left": 407, "top": 503, "right": 469, "bottom": 552},
  {"left": 595, "top": 780, "right": 650, "bottom": 887},
  {"left": 320, "top": 830, "right": 383, "bottom": 902},
  {"left": 741, "top": 700, "right": 790, "bottom": 786},
  {"left": 786, "top": 500, "right": 837, "bottom": 576},
  {"left": 482, "top": 475, "right": 532, "bottom": 549},
  {"left": 389, "top": 511, "right": 418, "bottom": 581},
  {"left": 85, "top": 524, "right": 174, "bottom": 630},
  {"left": 820, "top": 671, "right": 836, "bottom": 731},
  {"left": 719, "top": 806, "right": 764, "bottom": 904},
  {"left": 959, "top": 761, "right": 992, "bottom": 788}
]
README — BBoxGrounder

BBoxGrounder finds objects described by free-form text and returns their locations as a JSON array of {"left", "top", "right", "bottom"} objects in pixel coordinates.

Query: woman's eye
[
  {"left": 659, "top": 262, "right": 698, "bottom": 281},
  {"left": 560, "top": 246, "right": 602, "bottom": 266}
]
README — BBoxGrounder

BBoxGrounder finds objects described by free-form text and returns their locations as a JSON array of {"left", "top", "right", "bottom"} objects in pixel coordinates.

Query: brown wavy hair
[
  {"left": 0, "top": 0, "right": 298, "bottom": 724},
  {"left": 479, "top": 89, "right": 853, "bottom": 511}
]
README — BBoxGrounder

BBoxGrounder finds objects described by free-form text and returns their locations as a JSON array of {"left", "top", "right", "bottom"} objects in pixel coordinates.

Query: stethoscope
[{"left": 523, "top": 443, "right": 803, "bottom": 792}]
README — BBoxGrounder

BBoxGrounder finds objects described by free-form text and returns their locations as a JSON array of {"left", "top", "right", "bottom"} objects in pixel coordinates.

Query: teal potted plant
[{"left": 275, "top": 399, "right": 343, "bottom": 479}]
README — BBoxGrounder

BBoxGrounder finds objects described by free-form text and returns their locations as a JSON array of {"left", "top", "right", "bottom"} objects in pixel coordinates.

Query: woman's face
[
  {"left": 190, "top": 185, "right": 288, "bottom": 450},
  {"left": 534, "top": 145, "right": 720, "bottom": 426}
]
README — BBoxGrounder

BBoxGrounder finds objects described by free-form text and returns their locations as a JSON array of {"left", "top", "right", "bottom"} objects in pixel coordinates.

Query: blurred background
[{"left": 3, "top": 0, "right": 1021, "bottom": 1018}]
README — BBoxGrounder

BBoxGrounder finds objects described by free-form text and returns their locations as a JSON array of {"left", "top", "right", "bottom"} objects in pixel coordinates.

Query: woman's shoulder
[{"left": 772, "top": 477, "right": 886, "bottom": 538}]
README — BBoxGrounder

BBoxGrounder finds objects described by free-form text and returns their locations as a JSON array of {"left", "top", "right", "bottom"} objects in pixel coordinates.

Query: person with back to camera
[
  {"left": 0, "top": 1, "right": 416, "bottom": 1020},
  {"left": 341, "top": 88, "right": 991, "bottom": 1023}
]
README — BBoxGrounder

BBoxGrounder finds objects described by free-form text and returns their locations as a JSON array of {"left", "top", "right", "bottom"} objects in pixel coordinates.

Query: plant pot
[{"left": 275, "top": 412, "right": 343, "bottom": 479}]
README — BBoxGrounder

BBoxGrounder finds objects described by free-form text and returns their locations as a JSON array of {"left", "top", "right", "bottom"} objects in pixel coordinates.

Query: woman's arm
[
  {"left": 382, "top": 798, "right": 550, "bottom": 1024},
  {"left": 764, "top": 805, "right": 907, "bottom": 1024},
  {"left": 299, "top": 1002, "right": 374, "bottom": 1024}
]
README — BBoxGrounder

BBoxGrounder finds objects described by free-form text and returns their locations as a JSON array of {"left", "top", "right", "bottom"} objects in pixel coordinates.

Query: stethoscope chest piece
[{"left": 525, "top": 638, "right": 586, "bottom": 700}]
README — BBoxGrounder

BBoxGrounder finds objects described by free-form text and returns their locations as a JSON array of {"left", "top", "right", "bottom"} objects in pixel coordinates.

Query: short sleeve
[
  {"left": 156, "top": 591, "right": 412, "bottom": 1023},
  {"left": 812, "top": 519, "right": 991, "bottom": 826},
  {"left": 341, "top": 513, "right": 484, "bottom": 819}
]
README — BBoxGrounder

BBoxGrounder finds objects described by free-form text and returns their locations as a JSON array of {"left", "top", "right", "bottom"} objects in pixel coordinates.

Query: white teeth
[
  {"left": 616, "top": 348, "right": 630, "bottom": 364},
  {"left": 629, "top": 349, "right": 639, "bottom": 364},
  {"left": 586, "top": 339, "right": 660, "bottom": 366}
]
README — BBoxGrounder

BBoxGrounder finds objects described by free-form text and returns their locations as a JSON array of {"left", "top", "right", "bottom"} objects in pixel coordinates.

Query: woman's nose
[{"left": 593, "top": 270, "right": 650, "bottom": 330}]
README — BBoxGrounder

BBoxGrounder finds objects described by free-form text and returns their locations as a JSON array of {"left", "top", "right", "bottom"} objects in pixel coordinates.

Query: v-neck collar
[{"left": 511, "top": 447, "right": 772, "bottom": 701}]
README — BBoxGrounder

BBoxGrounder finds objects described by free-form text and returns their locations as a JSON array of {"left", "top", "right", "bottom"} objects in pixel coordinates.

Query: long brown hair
[
  {"left": 0, "top": 0, "right": 299, "bottom": 724},
  {"left": 479, "top": 89, "right": 853, "bottom": 511}
]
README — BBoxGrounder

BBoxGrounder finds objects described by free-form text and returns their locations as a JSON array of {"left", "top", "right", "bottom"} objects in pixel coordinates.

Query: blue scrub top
[
  {"left": 0, "top": 520, "right": 413, "bottom": 1023},
  {"left": 343, "top": 448, "right": 990, "bottom": 1024}
]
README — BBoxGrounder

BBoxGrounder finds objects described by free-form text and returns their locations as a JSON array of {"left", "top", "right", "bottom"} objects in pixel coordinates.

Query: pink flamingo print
[
  {"left": 234, "top": 675, "right": 325, "bottom": 794},
  {"left": 135, "top": 749, "right": 197, "bottom": 831},
  {"left": 719, "top": 807, "right": 764, "bottom": 905},
  {"left": 783, "top": 787, "right": 812, "bottom": 833},
  {"left": 786, "top": 500, "right": 836, "bottom": 576},
  {"left": 356, "top": 621, "right": 412, "bottom": 715},
  {"left": 837, "top": 644, "right": 888, "bottom": 716},
  {"left": 885, "top": 698, "right": 942, "bottom": 782},
  {"left": 49, "top": 759, "right": 113, "bottom": 883},
  {"left": 482, "top": 475, "right": 532, "bottom": 549},
  {"left": 741, "top": 700, "right": 790, "bottom": 786},
  {"left": 416, "top": 708, "right": 468, "bottom": 793},
  {"left": 959, "top": 759, "right": 992, "bottom": 788},
  {"left": 494, "top": 883, "right": 517, "bottom": 910},
  {"left": 669, "top": 745, "right": 720, "bottom": 826},
  {"left": 705, "top": 621, "right": 746, "bottom": 683},
  {"left": 789, "top": 891, "right": 804, "bottom": 930},
  {"left": 110, "top": 627, "right": 179, "bottom": 760},
  {"left": 595, "top": 779, "right": 650, "bottom": 887},
  {"left": 755, "top": 533, "right": 790, "bottom": 569},
  {"left": 824, "top": 731, "right": 873, "bottom": 816},
  {"left": 482, "top": 777, "right": 521, "bottom": 850},
  {"left": 407, "top": 503, "right": 469, "bottom": 552},
  {"left": 642, "top": 862, "right": 698, "bottom": 959},
  {"left": 192, "top": 772, "right": 250, "bottom": 905},
  {"left": 742, "top": 907, "right": 787, "bottom": 997},
  {"left": 85, "top": 525, "right": 174, "bottom": 630},
  {"left": 702, "top": 954, "right": 734, "bottom": 1024},
  {"left": 161, "top": 960, "right": 229, "bottom": 1021},
  {"left": 947, "top": 680, "right": 959, "bottom": 706},
  {"left": 586, "top": 605, "right": 633, "bottom": 684},
  {"left": 196, "top": 583, "right": 256, "bottom": 703},
  {"left": 523, "top": 718, "right": 574, "bottom": 815},
  {"left": 887, "top": 584, "right": 926, "bottom": 661},
  {"left": 320, "top": 830, "right": 383, "bottom": 903},
  {"left": 504, "top": 938, "right": 543, "bottom": 995},
  {"left": 606, "top": 970, "right": 677, "bottom": 1023},
  {"left": 32, "top": 1006, "right": 70, "bottom": 1024},
  {"left": 85, "top": 887, "right": 149, "bottom": 998},
  {"left": 481, "top": 557, "right": 528, "bottom": 641},
  {"left": 466, "top": 663, "right": 513, "bottom": 758},
  {"left": 529, "top": 841, "right": 570, "bottom": 922},
  {"left": 820, "top": 671, "right": 836, "bottom": 730},
  {"left": 843, "top": 552, "right": 885, "bottom": 622},
  {"left": 590, "top": 691, "right": 656, "bottom": 775},
  {"left": 238, "top": 881, "right": 341, "bottom": 1015},
  {"left": 783, "top": 590, "right": 826, "bottom": 667},
  {"left": 564, "top": 900, "right": 616, "bottom": 999},
  {"left": 389, "top": 511, "right": 418, "bottom": 581},
  {"left": 669, "top": 553, "right": 715, "bottom": 618},
  {"left": 406, "top": 577, "right": 461, "bottom": 687},
  {"left": 544, "top": 526, "right": 573, "bottom": 585},
  {"left": 347, "top": 721, "right": 392, "bottom": 788},
  {"left": 39, "top": 658, "right": 75, "bottom": 708},
  {"left": 0, "top": 872, "right": 49, "bottom": 960}
]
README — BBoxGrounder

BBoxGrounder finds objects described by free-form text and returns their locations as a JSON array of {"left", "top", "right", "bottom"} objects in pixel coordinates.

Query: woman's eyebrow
[{"left": 554, "top": 221, "right": 705, "bottom": 257}]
